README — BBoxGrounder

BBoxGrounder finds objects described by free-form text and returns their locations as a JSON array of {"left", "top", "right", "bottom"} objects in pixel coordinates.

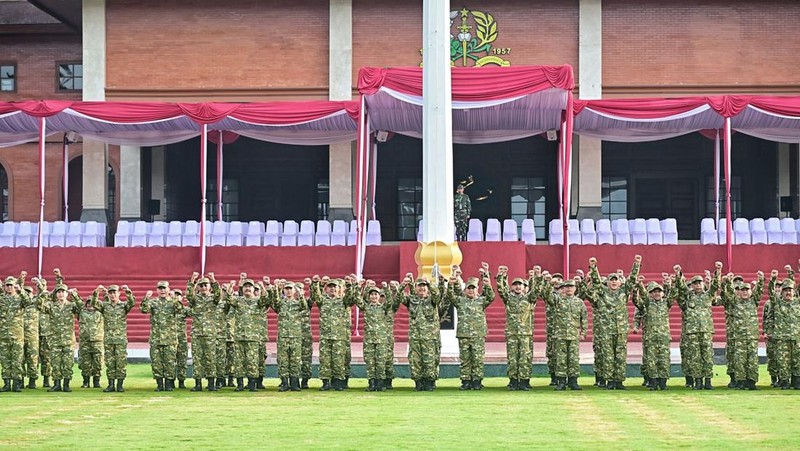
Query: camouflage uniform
[
  {"left": 0, "top": 276, "right": 34, "bottom": 391},
  {"left": 140, "top": 286, "right": 183, "bottom": 388},
  {"left": 717, "top": 276, "right": 763, "bottom": 388},
  {"left": 92, "top": 286, "right": 135, "bottom": 391},
  {"left": 300, "top": 293, "right": 313, "bottom": 387},
  {"left": 270, "top": 283, "right": 308, "bottom": 391},
  {"left": 214, "top": 300, "right": 228, "bottom": 387},
  {"left": 225, "top": 282, "right": 270, "bottom": 390},
  {"left": 585, "top": 260, "right": 640, "bottom": 388},
  {"left": 397, "top": 278, "right": 445, "bottom": 391},
  {"left": 38, "top": 280, "right": 55, "bottom": 386},
  {"left": 175, "top": 301, "right": 190, "bottom": 386},
  {"left": 255, "top": 289, "right": 268, "bottom": 388},
  {"left": 356, "top": 286, "right": 393, "bottom": 391},
  {"left": 22, "top": 286, "right": 40, "bottom": 387},
  {"left": 633, "top": 282, "right": 673, "bottom": 389},
  {"left": 225, "top": 306, "right": 236, "bottom": 385},
  {"left": 444, "top": 275, "right": 495, "bottom": 388},
  {"left": 42, "top": 286, "right": 80, "bottom": 391},
  {"left": 77, "top": 297, "right": 105, "bottom": 387},
  {"left": 541, "top": 280, "right": 588, "bottom": 390},
  {"left": 763, "top": 280, "right": 800, "bottom": 389},
  {"left": 674, "top": 271, "right": 720, "bottom": 389},
  {"left": 185, "top": 278, "right": 221, "bottom": 384},
  {"left": 496, "top": 274, "right": 538, "bottom": 390},
  {"left": 454, "top": 188, "right": 471, "bottom": 241},
  {"left": 311, "top": 279, "right": 355, "bottom": 390},
  {"left": 633, "top": 305, "right": 648, "bottom": 384},
  {"left": 764, "top": 275, "right": 782, "bottom": 385}
]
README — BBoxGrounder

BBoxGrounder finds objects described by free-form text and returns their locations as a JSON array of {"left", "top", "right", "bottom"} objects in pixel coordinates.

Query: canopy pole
[
  {"left": 723, "top": 117, "right": 733, "bottom": 271},
  {"left": 563, "top": 93, "right": 575, "bottom": 278},
  {"left": 62, "top": 134, "right": 69, "bottom": 222},
  {"left": 370, "top": 138, "right": 378, "bottom": 220},
  {"left": 200, "top": 124, "right": 208, "bottom": 275},
  {"left": 216, "top": 131, "right": 224, "bottom": 221},
  {"left": 354, "top": 96, "right": 366, "bottom": 279},
  {"left": 560, "top": 118, "right": 570, "bottom": 278},
  {"left": 714, "top": 130, "right": 721, "bottom": 226},
  {"left": 359, "top": 121, "right": 372, "bottom": 275},
  {"left": 37, "top": 117, "right": 46, "bottom": 278}
]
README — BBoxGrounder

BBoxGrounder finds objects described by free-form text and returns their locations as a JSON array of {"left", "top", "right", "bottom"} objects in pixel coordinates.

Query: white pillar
[
  {"left": 119, "top": 145, "right": 142, "bottom": 220},
  {"left": 577, "top": 0, "right": 603, "bottom": 219},
  {"left": 328, "top": 0, "right": 354, "bottom": 221}
]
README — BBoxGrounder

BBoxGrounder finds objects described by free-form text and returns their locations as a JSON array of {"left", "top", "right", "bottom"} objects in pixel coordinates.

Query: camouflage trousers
[
  {"left": 277, "top": 337, "right": 302, "bottom": 378},
  {"left": 679, "top": 331, "right": 687, "bottom": 374},
  {"left": 191, "top": 336, "right": 217, "bottom": 379},
  {"left": 725, "top": 329, "right": 735, "bottom": 376},
  {"left": 175, "top": 334, "right": 188, "bottom": 381},
  {"left": 51, "top": 345, "right": 74, "bottom": 380},
  {"left": 346, "top": 337, "right": 353, "bottom": 378},
  {"left": 23, "top": 333, "right": 39, "bottom": 378},
  {"left": 258, "top": 340, "right": 266, "bottom": 377},
  {"left": 226, "top": 341, "right": 235, "bottom": 377},
  {"left": 105, "top": 343, "right": 128, "bottom": 379},
  {"left": 545, "top": 328, "right": 555, "bottom": 374},
  {"left": 364, "top": 340, "right": 390, "bottom": 379},
  {"left": 319, "top": 338, "right": 348, "bottom": 379},
  {"left": 39, "top": 335, "right": 51, "bottom": 378},
  {"left": 506, "top": 335, "right": 533, "bottom": 379},
  {"left": 79, "top": 341, "right": 104, "bottom": 378},
  {"left": 455, "top": 218, "right": 468, "bottom": 241},
  {"left": 731, "top": 338, "right": 758, "bottom": 382},
  {"left": 553, "top": 339, "right": 580, "bottom": 378},
  {"left": 594, "top": 333, "right": 628, "bottom": 381},
  {"left": 235, "top": 340, "right": 261, "bottom": 378},
  {"left": 385, "top": 332, "right": 395, "bottom": 379},
  {"left": 150, "top": 344, "right": 177, "bottom": 379},
  {"left": 458, "top": 337, "right": 486, "bottom": 379},
  {"left": 766, "top": 337, "right": 776, "bottom": 377},
  {"left": 301, "top": 333, "right": 313, "bottom": 379},
  {"left": 774, "top": 339, "right": 800, "bottom": 380},
  {"left": 643, "top": 336, "right": 670, "bottom": 379},
  {"left": 681, "top": 332, "right": 713, "bottom": 379},
  {"left": 215, "top": 337, "right": 227, "bottom": 380},
  {"left": 408, "top": 338, "right": 439, "bottom": 380},
  {"left": 0, "top": 338, "right": 24, "bottom": 379}
]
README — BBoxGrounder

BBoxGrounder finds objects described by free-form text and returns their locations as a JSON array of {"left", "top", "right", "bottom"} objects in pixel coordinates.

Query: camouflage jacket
[
  {"left": 632, "top": 284, "right": 673, "bottom": 341},
  {"left": 541, "top": 289, "right": 588, "bottom": 341},
  {"left": 269, "top": 289, "right": 308, "bottom": 339},
  {"left": 140, "top": 295, "right": 183, "bottom": 346},
  {"left": 444, "top": 278, "right": 494, "bottom": 339},
  {"left": 186, "top": 280, "right": 221, "bottom": 338},
  {"left": 176, "top": 303, "right": 190, "bottom": 342},
  {"left": 396, "top": 278, "right": 446, "bottom": 341},
  {"left": 496, "top": 273, "right": 537, "bottom": 336},
  {"left": 23, "top": 294, "right": 40, "bottom": 339},
  {"left": 531, "top": 274, "right": 556, "bottom": 334},
  {"left": 311, "top": 281, "right": 354, "bottom": 341},
  {"left": 454, "top": 192, "right": 471, "bottom": 220},
  {"left": 38, "top": 290, "right": 53, "bottom": 336},
  {"left": 586, "top": 261, "right": 640, "bottom": 337},
  {"left": 674, "top": 271, "right": 720, "bottom": 334},
  {"left": 77, "top": 304, "right": 104, "bottom": 343},
  {"left": 0, "top": 285, "right": 34, "bottom": 340},
  {"left": 356, "top": 293, "right": 392, "bottom": 344},
  {"left": 764, "top": 297, "right": 800, "bottom": 340},
  {"left": 225, "top": 293, "right": 269, "bottom": 342},
  {"left": 717, "top": 276, "right": 764, "bottom": 341},
  {"left": 42, "top": 292, "right": 81, "bottom": 349},
  {"left": 92, "top": 289, "right": 135, "bottom": 345}
]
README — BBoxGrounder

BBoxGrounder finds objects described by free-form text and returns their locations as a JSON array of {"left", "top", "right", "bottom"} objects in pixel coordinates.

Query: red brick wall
[
  {"left": 0, "top": 35, "right": 83, "bottom": 101},
  {"left": 604, "top": 0, "right": 800, "bottom": 95}
]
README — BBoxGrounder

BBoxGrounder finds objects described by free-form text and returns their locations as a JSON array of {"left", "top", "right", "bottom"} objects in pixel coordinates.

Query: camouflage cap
[
  {"left": 559, "top": 279, "right": 576, "bottom": 288},
  {"left": 511, "top": 277, "right": 528, "bottom": 286},
  {"left": 732, "top": 275, "right": 744, "bottom": 283},
  {"left": 197, "top": 277, "right": 210, "bottom": 285},
  {"left": 107, "top": 285, "right": 119, "bottom": 292},
  {"left": 23, "top": 286, "right": 33, "bottom": 293},
  {"left": 325, "top": 279, "right": 338, "bottom": 287},
  {"left": 646, "top": 282, "right": 664, "bottom": 292},
  {"left": 3, "top": 276, "right": 16, "bottom": 285},
  {"left": 241, "top": 279, "right": 255, "bottom": 287},
  {"left": 415, "top": 278, "right": 430, "bottom": 286},
  {"left": 689, "top": 275, "right": 704, "bottom": 284},
  {"left": 734, "top": 282, "right": 750, "bottom": 290},
  {"left": 157, "top": 281, "right": 170, "bottom": 289},
  {"left": 607, "top": 273, "right": 620, "bottom": 280},
  {"left": 54, "top": 284, "right": 68, "bottom": 292},
  {"left": 457, "top": 184, "right": 465, "bottom": 189},
  {"left": 781, "top": 279, "right": 795, "bottom": 290},
  {"left": 283, "top": 282, "right": 296, "bottom": 290},
  {"left": 465, "top": 277, "right": 479, "bottom": 289},
  {"left": 551, "top": 273, "right": 564, "bottom": 280},
  {"left": 367, "top": 286, "right": 381, "bottom": 295}
]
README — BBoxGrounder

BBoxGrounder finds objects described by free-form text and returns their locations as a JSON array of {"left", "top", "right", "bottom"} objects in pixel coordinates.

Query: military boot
[
  {"left": 384, "top": 378, "right": 393, "bottom": 390},
  {"left": 471, "top": 379, "right": 483, "bottom": 390},
  {"left": 1, "top": 378, "right": 11, "bottom": 391},
  {"left": 206, "top": 378, "right": 218, "bottom": 392},
  {"left": 333, "top": 378, "right": 345, "bottom": 392},
  {"left": 792, "top": 375, "right": 800, "bottom": 390},
  {"left": 746, "top": 379, "right": 757, "bottom": 390},
  {"left": 256, "top": 377, "right": 266, "bottom": 390},
  {"left": 727, "top": 374, "right": 736, "bottom": 388},
  {"left": 555, "top": 377, "right": 567, "bottom": 391},
  {"left": 93, "top": 376, "right": 101, "bottom": 388},
  {"left": 595, "top": 375, "right": 602, "bottom": 386},
  {"left": 375, "top": 379, "right": 384, "bottom": 392},
  {"left": 165, "top": 379, "right": 175, "bottom": 391},
  {"left": 247, "top": 378, "right": 257, "bottom": 392},
  {"left": 780, "top": 379, "right": 791, "bottom": 390},
  {"left": 320, "top": 379, "right": 331, "bottom": 391},
  {"left": 685, "top": 376, "right": 694, "bottom": 387},
  {"left": 659, "top": 378, "right": 668, "bottom": 390},
  {"left": 641, "top": 376, "right": 649, "bottom": 387},
  {"left": 155, "top": 378, "right": 164, "bottom": 392},
  {"left": 366, "top": 379, "right": 376, "bottom": 392},
  {"left": 549, "top": 373, "right": 557, "bottom": 386},
  {"left": 693, "top": 378, "right": 703, "bottom": 390},
  {"left": 42, "top": 376, "right": 50, "bottom": 388},
  {"left": 290, "top": 377, "right": 301, "bottom": 391},
  {"left": 81, "top": 376, "right": 90, "bottom": 388},
  {"left": 507, "top": 379, "right": 518, "bottom": 391},
  {"left": 227, "top": 376, "right": 235, "bottom": 387},
  {"left": 460, "top": 379, "right": 472, "bottom": 391},
  {"left": 567, "top": 376, "right": 582, "bottom": 390},
  {"left": 424, "top": 379, "right": 435, "bottom": 391},
  {"left": 344, "top": 377, "right": 350, "bottom": 389},
  {"left": 116, "top": 379, "right": 125, "bottom": 392},
  {"left": 26, "top": 378, "right": 36, "bottom": 389},
  {"left": 191, "top": 378, "right": 203, "bottom": 392},
  {"left": 597, "top": 377, "right": 606, "bottom": 389},
  {"left": 649, "top": 379, "right": 658, "bottom": 391},
  {"left": 235, "top": 377, "right": 245, "bottom": 392},
  {"left": 605, "top": 381, "right": 617, "bottom": 390},
  {"left": 616, "top": 381, "right": 627, "bottom": 390},
  {"left": 736, "top": 380, "right": 746, "bottom": 390},
  {"left": 217, "top": 378, "right": 225, "bottom": 389},
  {"left": 278, "top": 377, "right": 290, "bottom": 392},
  {"left": 519, "top": 379, "right": 531, "bottom": 391},
  {"left": 414, "top": 379, "right": 423, "bottom": 391},
  {"left": 771, "top": 375, "right": 778, "bottom": 387},
  {"left": 103, "top": 378, "right": 115, "bottom": 392},
  {"left": 178, "top": 379, "right": 186, "bottom": 389},
  {"left": 62, "top": 378, "right": 72, "bottom": 392},
  {"left": 48, "top": 379, "right": 62, "bottom": 392},
  {"left": 703, "top": 378, "right": 713, "bottom": 390},
  {"left": 12, "top": 379, "right": 22, "bottom": 392}
]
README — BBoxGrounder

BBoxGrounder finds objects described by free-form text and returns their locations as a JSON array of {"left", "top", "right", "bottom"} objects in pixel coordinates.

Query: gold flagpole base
[{"left": 414, "top": 241, "right": 463, "bottom": 280}]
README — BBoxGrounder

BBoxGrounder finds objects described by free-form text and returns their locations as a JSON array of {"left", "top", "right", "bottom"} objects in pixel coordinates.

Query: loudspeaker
[
  {"left": 376, "top": 130, "right": 389, "bottom": 142},
  {"left": 148, "top": 199, "right": 161, "bottom": 216},
  {"left": 546, "top": 130, "right": 558, "bottom": 141},
  {"left": 780, "top": 196, "right": 793, "bottom": 212}
]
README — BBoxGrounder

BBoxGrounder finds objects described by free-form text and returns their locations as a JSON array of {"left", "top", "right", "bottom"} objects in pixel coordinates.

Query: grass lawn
[{"left": 0, "top": 364, "right": 796, "bottom": 450}]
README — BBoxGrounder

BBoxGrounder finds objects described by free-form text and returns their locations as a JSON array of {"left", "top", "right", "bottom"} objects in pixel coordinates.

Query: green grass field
[{"left": 0, "top": 364, "right": 796, "bottom": 450}]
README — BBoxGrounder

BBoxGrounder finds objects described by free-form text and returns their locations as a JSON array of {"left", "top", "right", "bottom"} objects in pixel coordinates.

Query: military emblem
[{"left": 421, "top": 7, "right": 512, "bottom": 67}]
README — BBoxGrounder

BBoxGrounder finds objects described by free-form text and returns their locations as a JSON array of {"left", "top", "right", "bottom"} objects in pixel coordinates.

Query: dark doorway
[{"left": 635, "top": 178, "right": 697, "bottom": 239}]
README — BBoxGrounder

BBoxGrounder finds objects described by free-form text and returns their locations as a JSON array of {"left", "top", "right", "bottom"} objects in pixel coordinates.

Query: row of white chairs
[
  {"left": 0, "top": 220, "right": 106, "bottom": 248},
  {"left": 114, "top": 220, "right": 383, "bottom": 247},
  {"left": 438, "top": 218, "right": 537, "bottom": 244},
  {"left": 701, "top": 217, "right": 800, "bottom": 245},
  {"left": 548, "top": 218, "right": 679, "bottom": 245}
]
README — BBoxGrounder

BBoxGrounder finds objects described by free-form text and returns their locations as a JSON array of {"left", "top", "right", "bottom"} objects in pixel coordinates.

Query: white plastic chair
[
  {"left": 281, "top": 220, "right": 298, "bottom": 246},
  {"left": 15, "top": 221, "right": 33, "bottom": 247},
  {"left": 64, "top": 221, "right": 83, "bottom": 247},
  {"left": 50, "top": 221, "right": 68, "bottom": 247},
  {"left": 781, "top": 217, "right": 797, "bottom": 244},
  {"left": 244, "top": 221, "right": 264, "bottom": 246},
  {"left": 416, "top": 219, "right": 424, "bottom": 242},
  {"left": 38, "top": 221, "right": 51, "bottom": 247},
  {"left": 366, "top": 220, "right": 382, "bottom": 246},
  {"left": 717, "top": 218, "right": 728, "bottom": 245},
  {"left": 700, "top": 218, "right": 717, "bottom": 245},
  {"left": 612, "top": 219, "right": 631, "bottom": 245},
  {"left": 330, "top": 220, "right": 347, "bottom": 246},
  {"left": 596, "top": 219, "right": 613, "bottom": 245},
  {"left": 733, "top": 218, "right": 750, "bottom": 245},
  {"left": 485, "top": 218, "right": 501, "bottom": 242},
  {"left": 630, "top": 218, "right": 647, "bottom": 245},
  {"left": 765, "top": 217, "right": 782, "bottom": 244},
  {"left": 113, "top": 221, "right": 129, "bottom": 247},
  {"left": 502, "top": 219, "right": 518, "bottom": 242},
  {"left": 347, "top": 220, "right": 358, "bottom": 246},
  {"left": 208, "top": 221, "right": 227, "bottom": 247},
  {"left": 165, "top": 221, "right": 184, "bottom": 247},
  {"left": 520, "top": 219, "right": 536, "bottom": 245},
  {"left": 467, "top": 218, "right": 483, "bottom": 242},
  {"left": 182, "top": 220, "right": 200, "bottom": 247},
  {"left": 749, "top": 218, "right": 767, "bottom": 244},
  {"left": 81, "top": 221, "right": 100, "bottom": 247},
  {"left": 0, "top": 221, "right": 16, "bottom": 247},
  {"left": 263, "top": 220, "right": 280, "bottom": 246},
  {"left": 646, "top": 218, "right": 663, "bottom": 245},
  {"left": 796, "top": 219, "right": 800, "bottom": 245},
  {"left": 580, "top": 219, "right": 597, "bottom": 245},
  {"left": 226, "top": 221, "right": 244, "bottom": 246},
  {"left": 661, "top": 218, "right": 678, "bottom": 245},
  {"left": 548, "top": 219, "right": 564, "bottom": 245},
  {"left": 315, "top": 220, "right": 331, "bottom": 246},
  {"left": 566, "top": 219, "right": 580, "bottom": 245},
  {"left": 148, "top": 221, "right": 167, "bottom": 247},
  {"left": 130, "top": 221, "right": 148, "bottom": 247},
  {"left": 298, "top": 220, "right": 315, "bottom": 246}
]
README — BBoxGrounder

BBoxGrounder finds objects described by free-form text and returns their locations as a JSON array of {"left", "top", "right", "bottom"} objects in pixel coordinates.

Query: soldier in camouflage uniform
[
  {"left": 633, "top": 278, "right": 673, "bottom": 390},
  {"left": 225, "top": 288, "right": 236, "bottom": 388},
  {"left": 496, "top": 265, "right": 538, "bottom": 391},
  {"left": 541, "top": 278, "right": 588, "bottom": 391},
  {"left": 454, "top": 184, "right": 471, "bottom": 241},
  {"left": 300, "top": 282, "right": 313, "bottom": 390},
  {"left": 1, "top": 272, "right": 34, "bottom": 392},
  {"left": 42, "top": 283, "right": 80, "bottom": 392},
  {"left": 92, "top": 284, "right": 135, "bottom": 392},
  {"left": 396, "top": 273, "right": 446, "bottom": 391},
  {"left": 224, "top": 278, "right": 270, "bottom": 392},
  {"left": 355, "top": 282, "right": 392, "bottom": 392},
  {"left": 21, "top": 284, "right": 40, "bottom": 389},
  {"left": 585, "top": 255, "right": 641, "bottom": 390},
  {"left": 543, "top": 271, "right": 564, "bottom": 386},
  {"left": 764, "top": 270, "right": 784, "bottom": 386},
  {"left": 763, "top": 279, "right": 800, "bottom": 389},
  {"left": 444, "top": 262, "right": 495, "bottom": 390},
  {"left": 720, "top": 273, "right": 745, "bottom": 388},
  {"left": 310, "top": 276, "right": 355, "bottom": 391},
  {"left": 173, "top": 289, "right": 190, "bottom": 389},
  {"left": 140, "top": 281, "right": 183, "bottom": 392},
  {"left": 632, "top": 302, "right": 648, "bottom": 387},
  {"left": 382, "top": 285, "right": 400, "bottom": 390},
  {"left": 186, "top": 272, "right": 221, "bottom": 392},
  {"left": 718, "top": 271, "right": 764, "bottom": 390},
  {"left": 268, "top": 280, "right": 307, "bottom": 392},
  {"left": 37, "top": 278, "right": 53, "bottom": 388},
  {"left": 254, "top": 282, "right": 268, "bottom": 390},
  {"left": 214, "top": 292, "right": 228, "bottom": 390},
  {"left": 673, "top": 262, "right": 721, "bottom": 390},
  {"left": 77, "top": 288, "right": 105, "bottom": 389}
]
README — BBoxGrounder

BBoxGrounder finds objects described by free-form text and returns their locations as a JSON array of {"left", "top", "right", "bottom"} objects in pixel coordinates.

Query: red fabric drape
[
  {"left": 230, "top": 101, "right": 361, "bottom": 123},
  {"left": 573, "top": 97, "right": 710, "bottom": 118},
  {"left": 707, "top": 95, "right": 752, "bottom": 118}
]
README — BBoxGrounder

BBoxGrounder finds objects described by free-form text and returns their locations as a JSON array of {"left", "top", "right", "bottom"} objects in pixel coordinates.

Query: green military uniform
[
  {"left": 300, "top": 289, "right": 313, "bottom": 389},
  {"left": 541, "top": 279, "right": 587, "bottom": 391},
  {"left": 445, "top": 275, "right": 494, "bottom": 390},
  {"left": 214, "top": 299, "right": 228, "bottom": 389},
  {"left": 763, "top": 280, "right": 800, "bottom": 389},
  {"left": 42, "top": 285, "right": 80, "bottom": 392},
  {"left": 185, "top": 277, "right": 221, "bottom": 391},
  {"left": 270, "top": 283, "right": 308, "bottom": 391},
  {"left": 718, "top": 275, "right": 763, "bottom": 389},
  {"left": 77, "top": 294, "right": 104, "bottom": 388},
  {"left": 633, "top": 282, "right": 673, "bottom": 390},
  {"left": 174, "top": 299, "right": 190, "bottom": 388},
  {"left": 454, "top": 186, "right": 471, "bottom": 241},
  {"left": 586, "top": 260, "right": 640, "bottom": 389},
  {"left": 674, "top": 270, "right": 720, "bottom": 390},
  {"left": 140, "top": 282, "right": 183, "bottom": 391},
  {"left": 537, "top": 272, "right": 563, "bottom": 385},
  {"left": 254, "top": 286, "right": 268, "bottom": 390},
  {"left": 397, "top": 277, "right": 445, "bottom": 391},
  {"left": 225, "top": 305, "right": 236, "bottom": 387},
  {"left": 496, "top": 274, "right": 538, "bottom": 391},
  {"left": 22, "top": 285, "right": 40, "bottom": 388},
  {"left": 0, "top": 275, "right": 35, "bottom": 392},
  {"left": 764, "top": 275, "right": 783, "bottom": 386},
  {"left": 356, "top": 286, "right": 393, "bottom": 391},
  {"left": 37, "top": 278, "right": 55, "bottom": 387},
  {"left": 92, "top": 285, "right": 135, "bottom": 392},
  {"left": 225, "top": 279, "right": 270, "bottom": 391},
  {"left": 311, "top": 279, "right": 355, "bottom": 391},
  {"left": 632, "top": 305, "right": 648, "bottom": 386},
  {"left": 382, "top": 288, "right": 400, "bottom": 389}
]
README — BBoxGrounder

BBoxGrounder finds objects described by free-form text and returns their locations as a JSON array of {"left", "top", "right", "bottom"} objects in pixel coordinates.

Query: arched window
[{"left": 0, "top": 164, "right": 7, "bottom": 221}]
